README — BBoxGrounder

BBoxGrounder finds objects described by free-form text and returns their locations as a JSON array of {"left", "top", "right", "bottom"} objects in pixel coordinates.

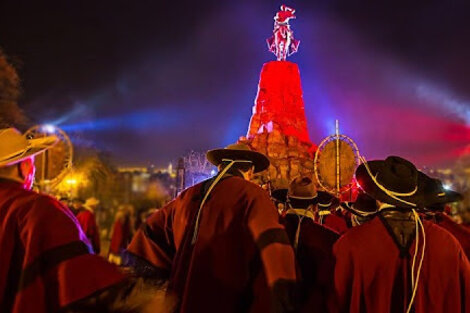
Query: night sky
[{"left": 1, "top": 0, "right": 470, "bottom": 168}]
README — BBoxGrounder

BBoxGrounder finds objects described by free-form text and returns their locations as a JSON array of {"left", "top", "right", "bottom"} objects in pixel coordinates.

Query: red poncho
[
  {"left": 433, "top": 213, "right": 470, "bottom": 260},
  {"left": 109, "top": 213, "right": 132, "bottom": 255},
  {"left": 280, "top": 212, "right": 339, "bottom": 313},
  {"left": 0, "top": 180, "right": 125, "bottom": 313},
  {"left": 76, "top": 208, "right": 101, "bottom": 254},
  {"left": 127, "top": 176, "right": 297, "bottom": 313},
  {"left": 333, "top": 215, "right": 470, "bottom": 313},
  {"left": 319, "top": 212, "right": 349, "bottom": 234}
]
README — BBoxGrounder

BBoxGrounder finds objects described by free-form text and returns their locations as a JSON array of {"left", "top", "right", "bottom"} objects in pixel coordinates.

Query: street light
[{"left": 65, "top": 178, "right": 78, "bottom": 186}]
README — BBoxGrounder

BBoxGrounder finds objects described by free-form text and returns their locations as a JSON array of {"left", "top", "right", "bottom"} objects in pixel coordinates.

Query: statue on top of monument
[{"left": 267, "top": 5, "right": 300, "bottom": 61}]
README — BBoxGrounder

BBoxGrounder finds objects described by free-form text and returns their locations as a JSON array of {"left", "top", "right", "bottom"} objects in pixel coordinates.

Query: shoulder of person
[
  {"left": 14, "top": 190, "right": 66, "bottom": 216},
  {"left": 333, "top": 217, "right": 379, "bottom": 251},
  {"left": 425, "top": 220, "right": 464, "bottom": 251}
]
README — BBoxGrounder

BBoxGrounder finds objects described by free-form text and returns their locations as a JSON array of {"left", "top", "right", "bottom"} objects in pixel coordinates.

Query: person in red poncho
[
  {"left": 0, "top": 128, "right": 172, "bottom": 313},
  {"left": 278, "top": 176, "right": 339, "bottom": 313},
  {"left": 461, "top": 206, "right": 470, "bottom": 231},
  {"left": 418, "top": 174, "right": 470, "bottom": 260},
  {"left": 316, "top": 191, "right": 349, "bottom": 234},
  {"left": 127, "top": 143, "right": 298, "bottom": 313},
  {"left": 76, "top": 197, "right": 101, "bottom": 254},
  {"left": 333, "top": 156, "right": 470, "bottom": 313},
  {"left": 108, "top": 204, "right": 134, "bottom": 265}
]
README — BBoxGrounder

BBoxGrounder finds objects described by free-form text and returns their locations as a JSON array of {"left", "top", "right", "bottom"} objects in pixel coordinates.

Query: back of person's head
[
  {"left": 72, "top": 198, "right": 84, "bottom": 209},
  {"left": 218, "top": 160, "right": 254, "bottom": 176}
]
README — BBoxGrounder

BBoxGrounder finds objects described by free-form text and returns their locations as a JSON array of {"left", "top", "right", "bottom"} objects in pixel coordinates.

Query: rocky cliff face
[{"left": 240, "top": 124, "right": 316, "bottom": 189}]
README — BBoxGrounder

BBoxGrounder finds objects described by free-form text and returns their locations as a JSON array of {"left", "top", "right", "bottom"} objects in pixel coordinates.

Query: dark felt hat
[
  {"left": 271, "top": 188, "right": 288, "bottom": 203},
  {"left": 415, "top": 172, "right": 463, "bottom": 211},
  {"left": 317, "top": 191, "right": 340, "bottom": 211},
  {"left": 341, "top": 192, "right": 378, "bottom": 217},
  {"left": 206, "top": 143, "right": 270, "bottom": 173},
  {"left": 355, "top": 156, "right": 419, "bottom": 209}
]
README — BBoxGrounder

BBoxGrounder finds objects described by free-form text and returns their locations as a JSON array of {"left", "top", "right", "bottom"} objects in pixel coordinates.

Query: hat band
[
  {"left": 288, "top": 194, "right": 317, "bottom": 200},
  {"left": 360, "top": 156, "right": 417, "bottom": 207},
  {"left": 0, "top": 146, "right": 31, "bottom": 164},
  {"left": 351, "top": 206, "right": 377, "bottom": 216},
  {"left": 342, "top": 202, "right": 377, "bottom": 217},
  {"left": 221, "top": 158, "right": 253, "bottom": 164}
]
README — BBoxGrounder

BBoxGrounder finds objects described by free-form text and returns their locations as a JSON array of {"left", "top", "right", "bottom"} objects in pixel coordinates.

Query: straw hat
[
  {"left": 287, "top": 176, "right": 318, "bottom": 206},
  {"left": 206, "top": 143, "right": 270, "bottom": 173},
  {"left": 85, "top": 197, "right": 100, "bottom": 207},
  {"left": 0, "top": 128, "right": 58, "bottom": 167}
]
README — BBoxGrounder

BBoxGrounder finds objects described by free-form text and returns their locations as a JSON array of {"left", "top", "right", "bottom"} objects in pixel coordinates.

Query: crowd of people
[{"left": 1, "top": 127, "right": 470, "bottom": 313}]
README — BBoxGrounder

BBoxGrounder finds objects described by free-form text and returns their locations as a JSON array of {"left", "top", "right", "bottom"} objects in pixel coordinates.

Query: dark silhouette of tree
[{"left": 0, "top": 48, "right": 26, "bottom": 129}]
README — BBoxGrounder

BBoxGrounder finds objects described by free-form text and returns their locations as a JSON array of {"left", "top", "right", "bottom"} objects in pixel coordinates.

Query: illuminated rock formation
[
  {"left": 238, "top": 5, "right": 316, "bottom": 189},
  {"left": 247, "top": 60, "right": 310, "bottom": 143}
]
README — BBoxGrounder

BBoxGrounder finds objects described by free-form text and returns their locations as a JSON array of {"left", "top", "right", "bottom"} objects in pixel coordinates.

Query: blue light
[{"left": 60, "top": 108, "right": 188, "bottom": 132}]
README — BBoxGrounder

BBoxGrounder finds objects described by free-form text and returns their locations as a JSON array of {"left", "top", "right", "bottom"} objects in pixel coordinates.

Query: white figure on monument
[{"left": 266, "top": 5, "right": 300, "bottom": 61}]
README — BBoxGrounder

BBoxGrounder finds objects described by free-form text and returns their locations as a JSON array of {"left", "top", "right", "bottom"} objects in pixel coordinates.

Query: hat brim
[
  {"left": 355, "top": 161, "right": 418, "bottom": 209},
  {"left": 425, "top": 190, "right": 463, "bottom": 208},
  {"left": 417, "top": 172, "right": 464, "bottom": 208},
  {"left": 287, "top": 196, "right": 318, "bottom": 207},
  {"left": 341, "top": 202, "right": 362, "bottom": 216},
  {"left": 0, "top": 135, "right": 58, "bottom": 167},
  {"left": 316, "top": 191, "right": 340, "bottom": 210},
  {"left": 444, "top": 190, "right": 463, "bottom": 203},
  {"left": 340, "top": 201, "right": 377, "bottom": 217},
  {"left": 206, "top": 148, "right": 270, "bottom": 173}
]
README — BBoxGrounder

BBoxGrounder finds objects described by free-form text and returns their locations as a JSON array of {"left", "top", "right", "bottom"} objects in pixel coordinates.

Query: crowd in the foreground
[{"left": 0, "top": 127, "right": 469, "bottom": 313}]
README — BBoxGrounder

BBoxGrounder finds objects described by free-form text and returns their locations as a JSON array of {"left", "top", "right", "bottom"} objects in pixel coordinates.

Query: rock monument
[{"left": 239, "top": 5, "right": 317, "bottom": 189}]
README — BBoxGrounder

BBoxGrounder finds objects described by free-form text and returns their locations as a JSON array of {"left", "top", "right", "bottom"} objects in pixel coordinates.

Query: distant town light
[{"left": 443, "top": 184, "right": 452, "bottom": 190}]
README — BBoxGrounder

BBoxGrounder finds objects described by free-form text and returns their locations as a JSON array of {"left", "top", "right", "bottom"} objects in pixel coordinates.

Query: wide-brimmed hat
[
  {"left": 415, "top": 172, "right": 463, "bottom": 210},
  {"left": 341, "top": 192, "right": 378, "bottom": 217},
  {"left": 355, "top": 156, "right": 419, "bottom": 209},
  {"left": 85, "top": 197, "right": 100, "bottom": 207},
  {"left": 0, "top": 128, "right": 58, "bottom": 167},
  {"left": 271, "top": 188, "right": 288, "bottom": 203},
  {"left": 206, "top": 143, "right": 270, "bottom": 173},
  {"left": 317, "top": 191, "right": 340, "bottom": 211},
  {"left": 287, "top": 176, "right": 318, "bottom": 207}
]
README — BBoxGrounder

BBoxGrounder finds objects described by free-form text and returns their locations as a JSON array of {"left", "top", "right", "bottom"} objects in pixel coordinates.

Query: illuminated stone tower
[
  {"left": 240, "top": 5, "right": 316, "bottom": 188},
  {"left": 247, "top": 61, "right": 310, "bottom": 143}
]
